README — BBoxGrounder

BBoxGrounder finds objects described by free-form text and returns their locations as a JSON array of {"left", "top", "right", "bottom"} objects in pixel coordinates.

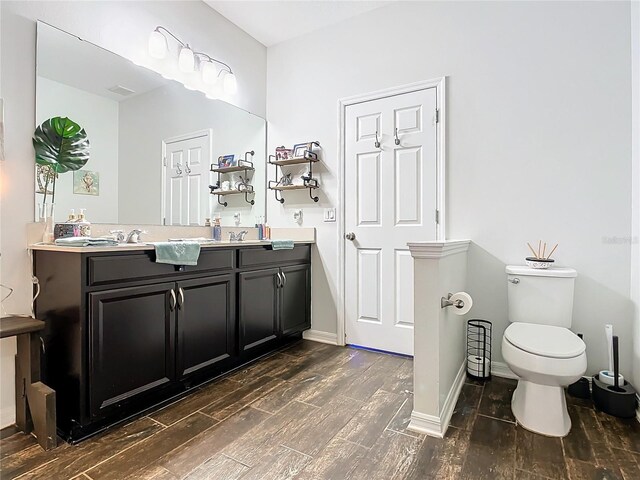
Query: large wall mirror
[{"left": 35, "top": 21, "right": 266, "bottom": 227}]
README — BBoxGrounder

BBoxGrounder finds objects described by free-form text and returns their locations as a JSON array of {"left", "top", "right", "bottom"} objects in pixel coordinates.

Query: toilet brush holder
[
  {"left": 592, "top": 374, "right": 637, "bottom": 418},
  {"left": 567, "top": 377, "right": 590, "bottom": 399}
]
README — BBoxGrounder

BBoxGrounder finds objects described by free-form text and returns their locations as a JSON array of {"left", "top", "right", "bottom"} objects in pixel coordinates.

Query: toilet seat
[{"left": 504, "top": 323, "right": 585, "bottom": 359}]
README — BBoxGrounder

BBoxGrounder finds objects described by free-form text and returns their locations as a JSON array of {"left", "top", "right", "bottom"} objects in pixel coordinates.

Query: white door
[
  {"left": 345, "top": 88, "right": 438, "bottom": 356},
  {"left": 163, "top": 131, "right": 212, "bottom": 226}
]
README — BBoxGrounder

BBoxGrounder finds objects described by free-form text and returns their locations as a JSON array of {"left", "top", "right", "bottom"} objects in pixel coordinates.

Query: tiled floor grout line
[
  {"left": 476, "top": 412, "right": 517, "bottom": 425},
  {"left": 145, "top": 415, "right": 169, "bottom": 429},
  {"left": 12, "top": 457, "right": 60, "bottom": 480},
  {"left": 279, "top": 443, "right": 314, "bottom": 459},
  {"left": 384, "top": 397, "right": 408, "bottom": 431}
]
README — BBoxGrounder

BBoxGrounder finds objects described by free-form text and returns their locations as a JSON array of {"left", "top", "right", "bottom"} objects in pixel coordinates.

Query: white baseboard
[
  {"left": 407, "top": 361, "right": 466, "bottom": 438},
  {"left": 491, "top": 361, "right": 518, "bottom": 380},
  {"left": 302, "top": 329, "right": 339, "bottom": 345}
]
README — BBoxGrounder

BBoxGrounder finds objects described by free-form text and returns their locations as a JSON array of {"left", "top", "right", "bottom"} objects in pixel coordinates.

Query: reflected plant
[{"left": 32, "top": 116, "right": 90, "bottom": 204}]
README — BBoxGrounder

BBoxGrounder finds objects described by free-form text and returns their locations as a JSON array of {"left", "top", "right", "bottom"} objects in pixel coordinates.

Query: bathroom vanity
[{"left": 31, "top": 243, "right": 311, "bottom": 442}]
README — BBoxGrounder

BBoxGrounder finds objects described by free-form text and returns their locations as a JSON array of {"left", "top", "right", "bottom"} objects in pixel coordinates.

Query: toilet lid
[{"left": 504, "top": 323, "right": 586, "bottom": 359}]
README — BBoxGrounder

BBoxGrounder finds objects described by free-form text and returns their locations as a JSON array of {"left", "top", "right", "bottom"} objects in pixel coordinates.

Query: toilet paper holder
[{"left": 441, "top": 293, "right": 465, "bottom": 309}]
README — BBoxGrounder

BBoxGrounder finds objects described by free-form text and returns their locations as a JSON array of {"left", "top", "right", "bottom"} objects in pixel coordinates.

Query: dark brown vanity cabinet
[
  {"left": 176, "top": 274, "right": 235, "bottom": 380},
  {"left": 33, "top": 244, "right": 311, "bottom": 442},
  {"left": 88, "top": 283, "right": 176, "bottom": 418},
  {"left": 238, "top": 263, "right": 311, "bottom": 353}
]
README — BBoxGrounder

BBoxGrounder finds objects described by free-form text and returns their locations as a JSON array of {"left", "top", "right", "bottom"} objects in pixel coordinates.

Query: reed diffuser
[{"left": 526, "top": 240, "right": 558, "bottom": 269}]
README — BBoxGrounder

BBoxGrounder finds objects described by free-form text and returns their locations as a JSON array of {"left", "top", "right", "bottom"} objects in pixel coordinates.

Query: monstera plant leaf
[{"left": 32, "top": 117, "right": 90, "bottom": 173}]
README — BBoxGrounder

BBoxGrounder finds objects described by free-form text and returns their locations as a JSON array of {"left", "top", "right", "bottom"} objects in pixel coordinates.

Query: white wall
[
  {"left": 36, "top": 77, "right": 119, "bottom": 223},
  {"left": 0, "top": 0, "right": 266, "bottom": 429},
  {"left": 631, "top": 0, "right": 640, "bottom": 393},
  {"left": 266, "top": 1, "right": 634, "bottom": 377},
  {"left": 118, "top": 82, "right": 266, "bottom": 226}
]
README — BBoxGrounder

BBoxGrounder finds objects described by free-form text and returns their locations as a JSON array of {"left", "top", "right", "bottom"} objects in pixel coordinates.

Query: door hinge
[
  {"left": 435, "top": 209, "right": 440, "bottom": 224},
  {"left": 435, "top": 109, "right": 440, "bottom": 123},
  {"left": 163, "top": 157, "right": 167, "bottom": 167}
]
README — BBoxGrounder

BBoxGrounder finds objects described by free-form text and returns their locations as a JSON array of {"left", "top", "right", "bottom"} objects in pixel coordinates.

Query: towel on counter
[
  {"left": 271, "top": 239, "right": 294, "bottom": 250},
  {"left": 54, "top": 237, "right": 120, "bottom": 247},
  {"left": 154, "top": 241, "right": 201, "bottom": 265}
]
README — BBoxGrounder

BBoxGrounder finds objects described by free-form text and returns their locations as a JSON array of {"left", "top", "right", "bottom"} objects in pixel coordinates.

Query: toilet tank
[{"left": 506, "top": 265, "right": 577, "bottom": 327}]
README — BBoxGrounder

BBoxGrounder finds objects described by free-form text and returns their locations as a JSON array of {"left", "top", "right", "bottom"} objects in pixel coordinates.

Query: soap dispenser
[{"left": 76, "top": 209, "right": 92, "bottom": 237}]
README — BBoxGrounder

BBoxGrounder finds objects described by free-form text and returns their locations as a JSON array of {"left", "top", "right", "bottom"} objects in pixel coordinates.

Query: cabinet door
[
  {"left": 279, "top": 264, "right": 311, "bottom": 335},
  {"left": 238, "top": 268, "right": 279, "bottom": 353},
  {"left": 88, "top": 283, "right": 175, "bottom": 417},
  {"left": 176, "top": 274, "right": 235, "bottom": 379}
]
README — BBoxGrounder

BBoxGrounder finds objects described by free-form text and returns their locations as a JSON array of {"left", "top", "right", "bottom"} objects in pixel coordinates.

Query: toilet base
[{"left": 511, "top": 380, "right": 571, "bottom": 437}]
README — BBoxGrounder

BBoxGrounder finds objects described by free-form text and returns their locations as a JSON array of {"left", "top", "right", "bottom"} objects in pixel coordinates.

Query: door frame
[
  {"left": 336, "top": 77, "right": 447, "bottom": 347},
  {"left": 161, "top": 129, "right": 213, "bottom": 225}
]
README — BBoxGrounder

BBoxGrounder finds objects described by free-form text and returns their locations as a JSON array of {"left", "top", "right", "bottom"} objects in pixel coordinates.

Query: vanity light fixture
[{"left": 148, "top": 26, "right": 237, "bottom": 95}]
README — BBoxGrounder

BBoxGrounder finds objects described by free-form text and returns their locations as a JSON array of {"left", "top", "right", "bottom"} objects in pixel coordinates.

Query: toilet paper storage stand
[
  {"left": 441, "top": 293, "right": 465, "bottom": 309},
  {"left": 466, "top": 319, "right": 493, "bottom": 380}
]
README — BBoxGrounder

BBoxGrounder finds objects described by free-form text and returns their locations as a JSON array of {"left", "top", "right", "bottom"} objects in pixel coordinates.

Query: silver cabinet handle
[
  {"left": 374, "top": 130, "right": 381, "bottom": 149},
  {"left": 276, "top": 272, "right": 282, "bottom": 288},
  {"left": 176, "top": 164, "right": 182, "bottom": 175},
  {"left": 169, "top": 289, "right": 177, "bottom": 311},
  {"left": 345, "top": 232, "right": 356, "bottom": 241},
  {"left": 282, "top": 272, "right": 287, "bottom": 287},
  {"left": 508, "top": 278, "right": 520, "bottom": 284},
  {"left": 394, "top": 127, "right": 400, "bottom": 145},
  {"left": 178, "top": 287, "right": 185, "bottom": 308}
]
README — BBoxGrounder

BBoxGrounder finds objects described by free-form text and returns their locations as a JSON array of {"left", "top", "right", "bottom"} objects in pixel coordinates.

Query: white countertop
[{"left": 28, "top": 239, "right": 313, "bottom": 254}]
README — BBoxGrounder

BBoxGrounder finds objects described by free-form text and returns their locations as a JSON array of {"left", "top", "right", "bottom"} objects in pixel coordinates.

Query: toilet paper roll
[
  {"left": 467, "top": 355, "right": 491, "bottom": 378},
  {"left": 450, "top": 292, "right": 473, "bottom": 315}
]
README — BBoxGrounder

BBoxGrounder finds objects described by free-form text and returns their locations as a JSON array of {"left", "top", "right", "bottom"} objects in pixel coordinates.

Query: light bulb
[
  {"left": 178, "top": 46, "right": 195, "bottom": 73},
  {"left": 223, "top": 72, "right": 237, "bottom": 95},
  {"left": 201, "top": 61, "right": 218, "bottom": 85},
  {"left": 148, "top": 30, "right": 167, "bottom": 59}
]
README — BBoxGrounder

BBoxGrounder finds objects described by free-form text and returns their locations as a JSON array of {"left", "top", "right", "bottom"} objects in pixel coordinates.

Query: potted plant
[{"left": 32, "top": 116, "right": 90, "bottom": 242}]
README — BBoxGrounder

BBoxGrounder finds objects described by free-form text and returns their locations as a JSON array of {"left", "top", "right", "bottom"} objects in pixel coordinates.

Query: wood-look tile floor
[{"left": 1, "top": 341, "right": 639, "bottom": 480}]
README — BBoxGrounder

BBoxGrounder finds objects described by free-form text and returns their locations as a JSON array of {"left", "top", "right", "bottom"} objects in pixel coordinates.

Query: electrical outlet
[
  {"left": 293, "top": 209, "right": 303, "bottom": 225},
  {"left": 323, "top": 208, "right": 336, "bottom": 222},
  {"left": 233, "top": 212, "right": 241, "bottom": 226}
]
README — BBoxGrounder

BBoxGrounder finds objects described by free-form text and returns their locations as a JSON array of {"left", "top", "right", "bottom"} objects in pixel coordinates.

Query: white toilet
[{"left": 501, "top": 265, "right": 587, "bottom": 437}]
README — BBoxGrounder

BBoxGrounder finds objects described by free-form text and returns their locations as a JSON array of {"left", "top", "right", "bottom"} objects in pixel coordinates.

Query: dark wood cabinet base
[{"left": 34, "top": 245, "right": 311, "bottom": 443}]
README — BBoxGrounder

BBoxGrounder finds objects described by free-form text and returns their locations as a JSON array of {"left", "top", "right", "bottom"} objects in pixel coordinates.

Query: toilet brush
[{"left": 592, "top": 335, "right": 638, "bottom": 418}]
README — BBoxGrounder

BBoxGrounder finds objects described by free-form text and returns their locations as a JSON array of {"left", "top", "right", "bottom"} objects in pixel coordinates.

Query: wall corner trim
[
  {"left": 407, "top": 240, "right": 471, "bottom": 259},
  {"left": 407, "top": 361, "right": 466, "bottom": 438},
  {"left": 302, "top": 329, "right": 339, "bottom": 345}
]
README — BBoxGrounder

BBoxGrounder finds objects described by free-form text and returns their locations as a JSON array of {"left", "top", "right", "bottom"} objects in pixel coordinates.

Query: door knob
[{"left": 345, "top": 232, "right": 356, "bottom": 241}]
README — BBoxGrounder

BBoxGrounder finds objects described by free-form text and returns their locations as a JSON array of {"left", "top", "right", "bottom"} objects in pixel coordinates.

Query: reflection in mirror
[{"left": 35, "top": 21, "right": 266, "bottom": 227}]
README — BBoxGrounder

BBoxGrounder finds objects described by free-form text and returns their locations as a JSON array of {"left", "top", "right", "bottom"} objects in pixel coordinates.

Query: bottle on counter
[
  {"left": 213, "top": 217, "right": 222, "bottom": 241},
  {"left": 76, "top": 208, "right": 91, "bottom": 237}
]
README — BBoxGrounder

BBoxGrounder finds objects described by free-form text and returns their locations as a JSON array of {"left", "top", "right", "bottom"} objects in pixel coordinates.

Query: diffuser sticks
[{"left": 527, "top": 241, "right": 558, "bottom": 260}]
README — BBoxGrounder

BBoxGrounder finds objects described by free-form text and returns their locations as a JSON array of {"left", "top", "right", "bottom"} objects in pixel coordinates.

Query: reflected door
[
  {"left": 163, "top": 130, "right": 212, "bottom": 226},
  {"left": 344, "top": 88, "right": 438, "bottom": 356}
]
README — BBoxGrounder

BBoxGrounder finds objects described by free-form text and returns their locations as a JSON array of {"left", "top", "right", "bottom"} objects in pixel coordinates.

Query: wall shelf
[
  {"left": 268, "top": 141, "right": 320, "bottom": 203},
  {"left": 209, "top": 150, "right": 255, "bottom": 206}
]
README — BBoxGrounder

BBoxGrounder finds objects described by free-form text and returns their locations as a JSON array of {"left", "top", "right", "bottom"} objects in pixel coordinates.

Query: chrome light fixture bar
[{"left": 148, "top": 26, "right": 237, "bottom": 95}]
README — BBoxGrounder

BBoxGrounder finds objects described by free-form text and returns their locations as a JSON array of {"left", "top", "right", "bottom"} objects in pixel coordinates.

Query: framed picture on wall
[
  {"left": 73, "top": 170, "right": 100, "bottom": 196},
  {"left": 292, "top": 142, "right": 312, "bottom": 158}
]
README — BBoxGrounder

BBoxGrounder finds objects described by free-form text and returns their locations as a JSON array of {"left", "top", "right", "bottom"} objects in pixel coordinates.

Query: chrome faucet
[
  {"left": 109, "top": 230, "right": 125, "bottom": 243},
  {"left": 126, "top": 229, "right": 145, "bottom": 243},
  {"left": 229, "top": 230, "right": 248, "bottom": 242}
]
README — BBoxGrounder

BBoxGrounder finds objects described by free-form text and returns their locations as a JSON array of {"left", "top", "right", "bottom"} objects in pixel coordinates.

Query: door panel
[
  {"left": 163, "top": 131, "right": 211, "bottom": 226},
  {"left": 238, "top": 268, "right": 279, "bottom": 352},
  {"left": 176, "top": 275, "right": 235, "bottom": 379},
  {"left": 280, "top": 264, "right": 311, "bottom": 335},
  {"left": 357, "top": 152, "right": 381, "bottom": 226},
  {"left": 345, "top": 87, "right": 437, "bottom": 355},
  {"left": 89, "top": 283, "right": 175, "bottom": 416}
]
